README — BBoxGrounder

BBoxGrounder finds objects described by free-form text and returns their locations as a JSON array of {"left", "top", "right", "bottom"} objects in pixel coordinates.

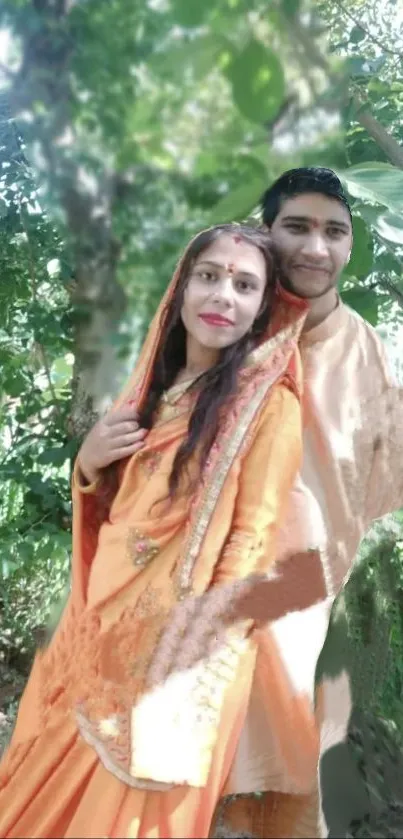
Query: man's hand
[{"left": 146, "top": 549, "right": 327, "bottom": 689}]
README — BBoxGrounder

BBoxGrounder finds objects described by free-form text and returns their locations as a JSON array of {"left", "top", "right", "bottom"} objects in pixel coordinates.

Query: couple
[{"left": 0, "top": 167, "right": 400, "bottom": 839}]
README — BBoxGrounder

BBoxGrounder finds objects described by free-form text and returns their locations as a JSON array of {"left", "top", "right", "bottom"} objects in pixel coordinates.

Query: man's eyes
[
  {"left": 284, "top": 223, "right": 345, "bottom": 239},
  {"left": 284, "top": 223, "right": 307, "bottom": 233}
]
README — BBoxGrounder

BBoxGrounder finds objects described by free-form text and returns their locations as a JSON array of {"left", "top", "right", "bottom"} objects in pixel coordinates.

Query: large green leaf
[
  {"left": 344, "top": 215, "right": 373, "bottom": 279},
  {"left": 339, "top": 163, "right": 403, "bottom": 215},
  {"left": 209, "top": 178, "right": 264, "bottom": 223},
  {"left": 354, "top": 202, "right": 403, "bottom": 248},
  {"left": 375, "top": 212, "right": 403, "bottom": 246},
  {"left": 37, "top": 441, "right": 76, "bottom": 467},
  {"left": 341, "top": 287, "right": 379, "bottom": 325},
  {"left": 281, "top": 0, "right": 301, "bottom": 17},
  {"left": 171, "top": 0, "right": 216, "bottom": 27},
  {"left": 376, "top": 251, "right": 403, "bottom": 277},
  {"left": 349, "top": 25, "right": 366, "bottom": 44},
  {"left": 150, "top": 35, "right": 228, "bottom": 83},
  {"left": 228, "top": 39, "right": 285, "bottom": 125}
]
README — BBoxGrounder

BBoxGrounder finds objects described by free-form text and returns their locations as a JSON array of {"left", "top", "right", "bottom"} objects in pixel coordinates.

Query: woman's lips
[{"left": 199, "top": 313, "right": 234, "bottom": 327}]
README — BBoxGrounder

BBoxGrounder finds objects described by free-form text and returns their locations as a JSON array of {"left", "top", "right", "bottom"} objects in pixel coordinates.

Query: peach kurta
[{"left": 220, "top": 300, "right": 402, "bottom": 837}]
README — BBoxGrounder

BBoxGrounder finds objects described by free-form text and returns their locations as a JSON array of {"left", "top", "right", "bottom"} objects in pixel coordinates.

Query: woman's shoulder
[{"left": 254, "top": 374, "right": 301, "bottom": 440}]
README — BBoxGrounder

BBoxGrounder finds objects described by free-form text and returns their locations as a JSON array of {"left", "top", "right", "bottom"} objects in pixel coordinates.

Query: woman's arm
[
  {"left": 72, "top": 457, "right": 101, "bottom": 494},
  {"left": 213, "top": 382, "right": 301, "bottom": 586}
]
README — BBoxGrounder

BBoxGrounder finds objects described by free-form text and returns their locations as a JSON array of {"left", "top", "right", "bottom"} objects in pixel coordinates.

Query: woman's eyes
[
  {"left": 196, "top": 270, "right": 217, "bottom": 282},
  {"left": 235, "top": 279, "right": 254, "bottom": 292},
  {"left": 194, "top": 270, "right": 256, "bottom": 292}
]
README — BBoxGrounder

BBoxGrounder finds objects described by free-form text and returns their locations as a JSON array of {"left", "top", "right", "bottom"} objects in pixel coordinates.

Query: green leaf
[
  {"left": 281, "top": 0, "right": 301, "bottom": 17},
  {"left": 344, "top": 215, "right": 373, "bottom": 279},
  {"left": 0, "top": 558, "right": 18, "bottom": 580},
  {"left": 228, "top": 39, "right": 285, "bottom": 125},
  {"left": 346, "top": 56, "right": 371, "bottom": 78},
  {"left": 339, "top": 163, "right": 403, "bottom": 215},
  {"left": 353, "top": 203, "right": 382, "bottom": 226},
  {"left": 347, "top": 55, "right": 387, "bottom": 78},
  {"left": 2, "top": 371, "right": 28, "bottom": 397},
  {"left": 209, "top": 178, "right": 264, "bottom": 223},
  {"left": 349, "top": 25, "right": 366, "bottom": 43},
  {"left": 368, "top": 55, "right": 388, "bottom": 74},
  {"left": 171, "top": 0, "right": 215, "bottom": 27},
  {"left": 341, "top": 288, "right": 379, "bottom": 325},
  {"left": 51, "top": 356, "right": 73, "bottom": 387},
  {"left": 374, "top": 212, "right": 403, "bottom": 246},
  {"left": 150, "top": 35, "right": 227, "bottom": 83},
  {"left": 376, "top": 251, "right": 403, "bottom": 276},
  {"left": 37, "top": 445, "right": 71, "bottom": 467}
]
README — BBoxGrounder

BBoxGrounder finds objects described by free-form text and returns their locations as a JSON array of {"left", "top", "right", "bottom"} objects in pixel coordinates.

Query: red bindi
[
  {"left": 226, "top": 263, "right": 236, "bottom": 275},
  {"left": 233, "top": 235, "right": 242, "bottom": 244}
]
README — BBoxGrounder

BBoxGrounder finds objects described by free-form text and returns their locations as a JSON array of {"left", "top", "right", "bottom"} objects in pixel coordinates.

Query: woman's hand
[{"left": 77, "top": 404, "right": 148, "bottom": 484}]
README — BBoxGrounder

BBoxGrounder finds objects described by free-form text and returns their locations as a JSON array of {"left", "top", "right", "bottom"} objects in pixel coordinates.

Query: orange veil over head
[
  {"left": 111, "top": 225, "right": 307, "bottom": 414},
  {"left": 72, "top": 225, "right": 308, "bottom": 603}
]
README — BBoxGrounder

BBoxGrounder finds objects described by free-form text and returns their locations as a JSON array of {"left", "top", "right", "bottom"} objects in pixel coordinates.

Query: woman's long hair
[{"left": 138, "top": 224, "right": 276, "bottom": 497}]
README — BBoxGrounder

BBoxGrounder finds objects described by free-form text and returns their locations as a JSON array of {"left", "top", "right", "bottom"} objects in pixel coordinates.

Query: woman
[{"left": 0, "top": 223, "right": 317, "bottom": 838}]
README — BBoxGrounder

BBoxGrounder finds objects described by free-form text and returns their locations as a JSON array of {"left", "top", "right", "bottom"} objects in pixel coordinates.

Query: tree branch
[
  {"left": 332, "top": 0, "right": 403, "bottom": 58},
  {"left": 351, "top": 98, "right": 403, "bottom": 169},
  {"left": 283, "top": 11, "right": 403, "bottom": 170},
  {"left": 376, "top": 277, "right": 403, "bottom": 309}
]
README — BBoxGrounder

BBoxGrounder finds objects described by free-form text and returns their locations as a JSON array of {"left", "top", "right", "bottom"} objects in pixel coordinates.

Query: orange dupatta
[{"left": 69, "top": 231, "right": 311, "bottom": 791}]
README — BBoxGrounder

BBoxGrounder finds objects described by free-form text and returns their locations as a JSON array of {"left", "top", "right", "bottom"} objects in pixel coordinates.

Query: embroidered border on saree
[
  {"left": 74, "top": 320, "right": 304, "bottom": 790},
  {"left": 175, "top": 324, "right": 300, "bottom": 596}
]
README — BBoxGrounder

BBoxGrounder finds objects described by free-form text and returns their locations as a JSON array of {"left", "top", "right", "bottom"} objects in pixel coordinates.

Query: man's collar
[
  {"left": 301, "top": 296, "right": 348, "bottom": 345},
  {"left": 275, "top": 280, "right": 308, "bottom": 312},
  {"left": 274, "top": 281, "right": 348, "bottom": 345}
]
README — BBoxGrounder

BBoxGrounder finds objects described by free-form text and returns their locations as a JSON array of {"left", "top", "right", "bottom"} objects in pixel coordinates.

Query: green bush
[{"left": 0, "top": 535, "right": 70, "bottom": 671}]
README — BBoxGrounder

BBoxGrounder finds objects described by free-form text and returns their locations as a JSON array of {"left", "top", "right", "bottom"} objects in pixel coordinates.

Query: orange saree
[{"left": 0, "top": 238, "right": 314, "bottom": 839}]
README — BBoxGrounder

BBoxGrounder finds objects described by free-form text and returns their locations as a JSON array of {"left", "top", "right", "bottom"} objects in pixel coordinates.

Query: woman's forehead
[{"left": 195, "top": 233, "right": 266, "bottom": 274}]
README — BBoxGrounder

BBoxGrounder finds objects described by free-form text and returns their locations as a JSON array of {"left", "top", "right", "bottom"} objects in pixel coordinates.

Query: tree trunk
[{"left": 6, "top": 0, "right": 127, "bottom": 438}]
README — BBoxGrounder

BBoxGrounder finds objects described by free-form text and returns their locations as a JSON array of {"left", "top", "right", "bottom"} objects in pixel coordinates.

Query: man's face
[{"left": 268, "top": 193, "right": 352, "bottom": 299}]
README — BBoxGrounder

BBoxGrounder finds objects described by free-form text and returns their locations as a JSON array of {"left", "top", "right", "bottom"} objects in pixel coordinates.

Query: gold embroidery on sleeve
[{"left": 126, "top": 528, "right": 159, "bottom": 567}]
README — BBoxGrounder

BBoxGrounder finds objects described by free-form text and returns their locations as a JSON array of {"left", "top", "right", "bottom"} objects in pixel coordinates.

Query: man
[
  {"left": 262, "top": 167, "right": 400, "bottom": 594},
  {"left": 212, "top": 168, "right": 402, "bottom": 838}
]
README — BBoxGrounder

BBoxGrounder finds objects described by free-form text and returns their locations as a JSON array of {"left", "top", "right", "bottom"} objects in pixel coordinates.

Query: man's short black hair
[{"left": 261, "top": 166, "right": 352, "bottom": 227}]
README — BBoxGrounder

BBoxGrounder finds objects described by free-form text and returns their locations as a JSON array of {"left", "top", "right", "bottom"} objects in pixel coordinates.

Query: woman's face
[{"left": 181, "top": 233, "right": 268, "bottom": 355}]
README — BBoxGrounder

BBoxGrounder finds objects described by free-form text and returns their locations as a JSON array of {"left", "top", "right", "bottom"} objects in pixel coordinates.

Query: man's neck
[{"left": 303, "top": 288, "right": 339, "bottom": 332}]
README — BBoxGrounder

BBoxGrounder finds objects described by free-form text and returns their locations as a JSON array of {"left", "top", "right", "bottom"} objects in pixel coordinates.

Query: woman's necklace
[
  {"left": 161, "top": 365, "right": 211, "bottom": 407},
  {"left": 161, "top": 375, "right": 199, "bottom": 407}
]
